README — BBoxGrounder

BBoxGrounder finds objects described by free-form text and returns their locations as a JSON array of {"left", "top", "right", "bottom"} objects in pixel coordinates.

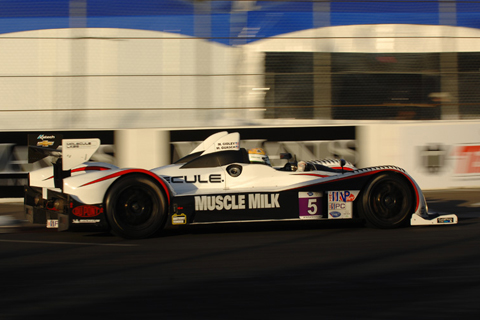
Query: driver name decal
[
  {"left": 216, "top": 141, "right": 239, "bottom": 151},
  {"left": 195, "top": 193, "right": 280, "bottom": 211}
]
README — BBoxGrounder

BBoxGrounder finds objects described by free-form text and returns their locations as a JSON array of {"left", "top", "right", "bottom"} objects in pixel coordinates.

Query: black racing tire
[
  {"left": 105, "top": 174, "right": 167, "bottom": 239},
  {"left": 357, "top": 173, "right": 414, "bottom": 229}
]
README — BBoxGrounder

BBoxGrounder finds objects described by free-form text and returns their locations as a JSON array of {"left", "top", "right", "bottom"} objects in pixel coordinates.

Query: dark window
[
  {"left": 331, "top": 53, "right": 441, "bottom": 120},
  {"left": 181, "top": 149, "right": 250, "bottom": 168},
  {"left": 265, "top": 52, "right": 314, "bottom": 119},
  {"left": 458, "top": 53, "right": 480, "bottom": 117}
]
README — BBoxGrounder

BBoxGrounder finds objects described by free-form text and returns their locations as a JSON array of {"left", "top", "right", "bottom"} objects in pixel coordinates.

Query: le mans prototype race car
[{"left": 24, "top": 131, "right": 457, "bottom": 239}]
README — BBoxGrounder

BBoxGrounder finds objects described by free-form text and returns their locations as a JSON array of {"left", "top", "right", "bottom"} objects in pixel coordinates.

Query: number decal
[
  {"left": 307, "top": 198, "right": 317, "bottom": 215},
  {"left": 298, "top": 192, "right": 322, "bottom": 220}
]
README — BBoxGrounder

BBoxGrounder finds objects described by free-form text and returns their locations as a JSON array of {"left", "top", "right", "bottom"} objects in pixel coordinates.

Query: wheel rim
[
  {"left": 369, "top": 179, "right": 408, "bottom": 222},
  {"left": 115, "top": 186, "right": 155, "bottom": 227}
]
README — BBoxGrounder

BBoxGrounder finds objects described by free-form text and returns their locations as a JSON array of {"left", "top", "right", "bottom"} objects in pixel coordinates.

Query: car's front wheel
[
  {"left": 105, "top": 174, "right": 167, "bottom": 239},
  {"left": 358, "top": 173, "right": 414, "bottom": 229}
]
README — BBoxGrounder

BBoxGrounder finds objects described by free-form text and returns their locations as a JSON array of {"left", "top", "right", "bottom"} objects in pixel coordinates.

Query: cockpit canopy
[
  {"left": 174, "top": 132, "right": 249, "bottom": 168},
  {"left": 179, "top": 149, "right": 250, "bottom": 168}
]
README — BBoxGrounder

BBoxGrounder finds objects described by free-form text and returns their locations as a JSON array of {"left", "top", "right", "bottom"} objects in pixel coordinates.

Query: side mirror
[
  {"left": 227, "top": 164, "right": 242, "bottom": 177},
  {"left": 280, "top": 153, "right": 292, "bottom": 160},
  {"left": 340, "top": 159, "right": 346, "bottom": 174}
]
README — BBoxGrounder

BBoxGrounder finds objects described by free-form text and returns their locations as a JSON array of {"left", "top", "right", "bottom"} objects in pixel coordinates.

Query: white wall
[
  {"left": 0, "top": 28, "right": 244, "bottom": 130},
  {"left": 115, "top": 129, "right": 170, "bottom": 170},
  {"left": 357, "top": 121, "right": 480, "bottom": 189}
]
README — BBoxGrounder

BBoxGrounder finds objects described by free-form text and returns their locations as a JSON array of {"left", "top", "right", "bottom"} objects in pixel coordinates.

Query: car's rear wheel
[
  {"left": 358, "top": 173, "right": 414, "bottom": 229},
  {"left": 105, "top": 174, "right": 167, "bottom": 239}
]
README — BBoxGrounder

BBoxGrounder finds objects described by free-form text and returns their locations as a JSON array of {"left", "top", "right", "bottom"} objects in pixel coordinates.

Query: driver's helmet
[{"left": 248, "top": 148, "right": 271, "bottom": 166}]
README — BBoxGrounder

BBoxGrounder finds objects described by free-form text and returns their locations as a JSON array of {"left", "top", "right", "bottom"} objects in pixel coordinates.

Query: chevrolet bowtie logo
[{"left": 37, "top": 140, "right": 54, "bottom": 147}]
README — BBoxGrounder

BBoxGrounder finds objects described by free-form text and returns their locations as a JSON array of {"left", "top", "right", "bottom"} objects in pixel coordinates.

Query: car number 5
[{"left": 307, "top": 198, "right": 318, "bottom": 215}]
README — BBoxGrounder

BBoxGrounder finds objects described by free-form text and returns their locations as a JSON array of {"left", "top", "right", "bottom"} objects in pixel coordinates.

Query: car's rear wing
[
  {"left": 28, "top": 134, "right": 100, "bottom": 171},
  {"left": 27, "top": 134, "right": 63, "bottom": 164}
]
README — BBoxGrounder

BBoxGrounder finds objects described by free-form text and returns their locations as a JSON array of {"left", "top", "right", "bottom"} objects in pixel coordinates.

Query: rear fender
[
  {"left": 29, "top": 162, "right": 118, "bottom": 189},
  {"left": 62, "top": 168, "right": 128, "bottom": 205},
  {"left": 62, "top": 168, "right": 172, "bottom": 206},
  {"left": 102, "top": 170, "right": 173, "bottom": 207}
]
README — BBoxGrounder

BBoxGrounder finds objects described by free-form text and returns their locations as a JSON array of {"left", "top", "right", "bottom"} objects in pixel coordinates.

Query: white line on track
[{"left": 0, "top": 239, "right": 138, "bottom": 247}]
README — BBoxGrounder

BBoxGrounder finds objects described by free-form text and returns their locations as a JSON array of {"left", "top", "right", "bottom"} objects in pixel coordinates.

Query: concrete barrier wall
[
  {"left": 357, "top": 121, "right": 480, "bottom": 189},
  {"left": 114, "top": 129, "right": 170, "bottom": 170}
]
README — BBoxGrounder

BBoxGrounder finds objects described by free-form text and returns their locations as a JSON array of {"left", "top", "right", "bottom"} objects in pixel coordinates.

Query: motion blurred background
[
  {"left": 1, "top": 0, "right": 480, "bottom": 129},
  {"left": 1, "top": 0, "right": 480, "bottom": 192}
]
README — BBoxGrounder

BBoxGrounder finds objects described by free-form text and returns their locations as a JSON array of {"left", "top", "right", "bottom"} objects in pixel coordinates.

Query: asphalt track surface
[{"left": 1, "top": 189, "right": 480, "bottom": 319}]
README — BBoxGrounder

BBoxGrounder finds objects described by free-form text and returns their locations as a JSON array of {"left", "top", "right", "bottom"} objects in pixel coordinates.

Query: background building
[{"left": 1, "top": 0, "right": 480, "bottom": 130}]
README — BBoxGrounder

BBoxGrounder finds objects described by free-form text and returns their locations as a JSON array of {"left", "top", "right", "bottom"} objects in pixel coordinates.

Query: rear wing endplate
[{"left": 61, "top": 139, "right": 101, "bottom": 170}]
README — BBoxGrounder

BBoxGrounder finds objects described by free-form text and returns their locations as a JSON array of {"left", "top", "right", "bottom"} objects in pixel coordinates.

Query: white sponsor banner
[{"left": 357, "top": 121, "right": 480, "bottom": 190}]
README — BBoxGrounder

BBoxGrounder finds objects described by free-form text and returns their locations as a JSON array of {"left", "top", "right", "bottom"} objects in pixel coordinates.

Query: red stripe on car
[
  {"left": 43, "top": 166, "right": 111, "bottom": 181},
  {"left": 72, "top": 166, "right": 111, "bottom": 173},
  {"left": 79, "top": 169, "right": 171, "bottom": 204},
  {"left": 295, "top": 173, "right": 331, "bottom": 178}
]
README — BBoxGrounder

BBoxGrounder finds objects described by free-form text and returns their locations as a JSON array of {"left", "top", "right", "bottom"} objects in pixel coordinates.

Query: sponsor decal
[
  {"left": 455, "top": 145, "right": 480, "bottom": 175},
  {"left": 327, "top": 191, "right": 359, "bottom": 219},
  {"left": 72, "top": 205, "right": 103, "bottom": 218},
  {"left": 37, "top": 134, "right": 56, "bottom": 140},
  {"left": 65, "top": 141, "right": 94, "bottom": 149},
  {"left": 46, "top": 219, "right": 58, "bottom": 228},
  {"left": 329, "top": 203, "right": 346, "bottom": 210},
  {"left": 194, "top": 193, "right": 280, "bottom": 211},
  {"left": 437, "top": 217, "right": 455, "bottom": 224},
  {"left": 329, "top": 191, "right": 355, "bottom": 202},
  {"left": 37, "top": 140, "right": 54, "bottom": 147},
  {"left": 298, "top": 191, "right": 322, "bottom": 220},
  {"left": 163, "top": 174, "right": 222, "bottom": 184},
  {"left": 172, "top": 214, "right": 187, "bottom": 225},
  {"left": 329, "top": 211, "right": 342, "bottom": 218},
  {"left": 72, "top": 219, "right": 101, "bottom": 224}
]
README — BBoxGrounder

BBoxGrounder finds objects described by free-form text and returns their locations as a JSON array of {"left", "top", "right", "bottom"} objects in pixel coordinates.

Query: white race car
[{"left": 24, "top": 131, "right": 457, "bottom": 238}]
